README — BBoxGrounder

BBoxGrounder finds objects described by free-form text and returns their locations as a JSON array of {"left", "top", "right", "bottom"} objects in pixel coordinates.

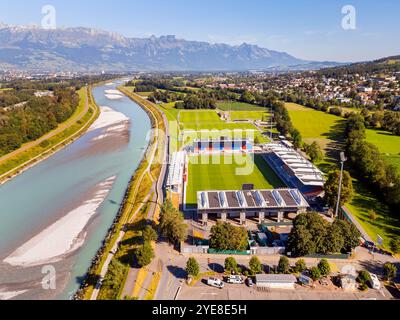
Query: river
[{"left": 0, "top": 81, "right": 151, "bottom": 300}]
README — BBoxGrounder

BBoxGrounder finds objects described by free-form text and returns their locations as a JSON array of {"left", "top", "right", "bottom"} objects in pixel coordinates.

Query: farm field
[
  {"left": 186, "top": 154, "right": 285, "bottom": 205},
  {"left": 285, "top": 103, "right": 400, "bottom": 250},
  {"left": 217, "top": 101, "right": 269, "bottom": 111}
]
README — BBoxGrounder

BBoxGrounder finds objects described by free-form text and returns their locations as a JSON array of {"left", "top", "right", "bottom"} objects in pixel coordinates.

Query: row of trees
[
  {"left": 0, "top": 88, "right": 79, "bottom": 156},
  {"left": 346, "top": 114, "right": 400, "bottom": 210},
  {"left": 286, "top": 212, "right": 360, "bottom": 257}
]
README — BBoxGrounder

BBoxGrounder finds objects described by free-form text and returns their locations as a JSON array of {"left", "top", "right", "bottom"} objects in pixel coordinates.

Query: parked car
[
  {"left": 246, "top": 277, "right": 254, "bottom": 287},
  {"left": 226, "top": 275, "right": 245, "bottom": 284},
  {"left": 369, "top": 273, "right": 381, "bottom": 290},
  {"left": 207, "top": 277, "right": 224, "bottom": 289}
]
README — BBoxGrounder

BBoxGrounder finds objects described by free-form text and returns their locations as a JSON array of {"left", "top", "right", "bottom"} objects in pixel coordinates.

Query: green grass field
[
  {"left": 285, "top": 103, "right": 346, "bottom": 154},
  {"left": 217, "top": 101, "right": 269, "bottom": 111},
  {"left": 285, "top": 102, "right": 400, "bottom": 250},
  {"left": 229, "top": 111, "right": 270, "bottom": 121},
  {"left": 366, "top": 129, "right": 400, "bottom": 171},
  {"left": 186, "top": 154, "right": 285, "bottom": 205}
]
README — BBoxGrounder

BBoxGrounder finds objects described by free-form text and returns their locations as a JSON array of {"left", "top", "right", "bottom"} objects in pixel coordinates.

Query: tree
[
  {"left": 135, "top": 242, "right": 155, "bottom": 267},
  {"left": 317, "top": 259, "right": 331, "bottom": 276},
  {"left": 305, "top": 141, "right": 324, "bottom": 163},
  {"left": 277, "top": 256, "right": 290, "bottom": 274},
  {"left": 186, "top": 257, "right": 200, "bottom": 278},
  {"left": 249, "top": 256, "right": 263, "bottom": 275},
  {"left": 210, "top": 222, "right": 248, "bottom": 251},
  {"left": 389, "top": 238, "right": 400, "bottom": 254},
  {"left": 142, "top": 225, "right": 158, "bottom": 243},
  {"left": 357, "top": 270, "right": 372, "bottom": 286},
  {"left": 225, "top": 257, "right": 238, "bottom": 274},
  {"left": 294, "top": 259, "right": 307, "bottom": 273},
  {"left": 369, "top": 210, "right": 377, "bottom": 221},
  {"left": 291, "top": 129, "right": 302, "bottom": 149},
  {"left": 383, "top": 262, "right": 397, "bottom": 280},
  {"left": 321, "top": 223, "right": 345, "bottom": 254},
  {"left": 332, "top": 219, "right": 361, "bottom": 253},
  {"left": 159, "top": 200, "right": 188, "bottom": 244},
  {"left": 324, "top": 170, "right": 354, "bottom": 208},
  {"left": 310, "top": 267, "right": 321, "bottom": 281}
]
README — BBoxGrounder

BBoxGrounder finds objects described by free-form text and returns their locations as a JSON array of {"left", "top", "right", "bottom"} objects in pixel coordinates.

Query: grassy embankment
[
  {"left": 91, "top": 87, "right": 166, "bottom": 300},
  {"left": 285, "top": 102, "right": 400, "bottom": 249},
  {"left": 0, "top": 87, "right": 99, "bottom": 182}
]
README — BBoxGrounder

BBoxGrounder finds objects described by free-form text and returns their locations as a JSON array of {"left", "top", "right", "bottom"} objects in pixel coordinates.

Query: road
[{"left": 0, "top": 88, "right": 94, "bottom": 181}]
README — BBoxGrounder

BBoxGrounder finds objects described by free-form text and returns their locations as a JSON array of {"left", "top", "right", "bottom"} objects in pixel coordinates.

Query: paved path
[{"left": 342, "top": 206, "right": 373, "bottom": 242}]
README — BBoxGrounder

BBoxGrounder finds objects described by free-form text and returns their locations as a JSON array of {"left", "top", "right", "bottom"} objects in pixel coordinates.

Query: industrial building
[
  {"left": 193, "top": 137, "right": 253, "bottom": 153},
  {"left": 262, "top": 143, "right": 325, "bottom": 199},
  {"left": 197, "top": 188, "right": 309, "bottom": 225}
]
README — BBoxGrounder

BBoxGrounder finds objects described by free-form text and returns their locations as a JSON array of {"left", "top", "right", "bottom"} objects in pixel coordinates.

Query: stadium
[{"left": 166, "top": 137, "right": 323, "bottom": 223}]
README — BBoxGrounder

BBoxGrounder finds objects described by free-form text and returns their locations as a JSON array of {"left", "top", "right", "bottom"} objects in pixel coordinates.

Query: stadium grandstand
[
  {"left": 197, "top": 188, "right": 309, "bottom": 225},
  {"left": 166, "top": 151, "right": 187, "bottom": 192},
  {"left": 193, "top": 137, "right": 253, "bottom": 153},
  {"left": 262, "top": 143, "right": 325, "bottom": 200}
]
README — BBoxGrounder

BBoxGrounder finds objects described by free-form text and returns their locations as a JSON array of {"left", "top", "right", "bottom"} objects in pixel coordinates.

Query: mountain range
[{"left": 0, "top": 23, "right": 343, "bottom": 72}]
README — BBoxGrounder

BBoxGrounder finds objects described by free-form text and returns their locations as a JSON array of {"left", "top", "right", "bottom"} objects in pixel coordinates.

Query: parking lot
[{"left": 178, "top": 277, "right": 391, "bottom": 301}]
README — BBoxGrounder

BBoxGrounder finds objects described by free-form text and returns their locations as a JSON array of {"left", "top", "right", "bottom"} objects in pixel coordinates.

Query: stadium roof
[
  {"left": 197, "top": 188, "right": 309, "bottom": 211},
  {"left": 265, "top": 143, "right": 325, "bottom": 187}
]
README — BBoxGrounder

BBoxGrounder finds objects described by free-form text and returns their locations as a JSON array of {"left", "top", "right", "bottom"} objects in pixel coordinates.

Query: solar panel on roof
[
  {"left": 272, "top": 190, "right": 283, "bottom": 206},
  {"left": 254, "top": 190, "right": 264, "bottom": 206},
  {"left": 236, "top": 191, "right": 245, "bottom": 207},
  {"left": 290, "top": 190, "right": 302, "bottom": 206},
  {"left": 218, "top": 192, "right": 226, "bottom": 207},
  {"left": 201, "top": 192, "right": 207, "bottom": 208}
]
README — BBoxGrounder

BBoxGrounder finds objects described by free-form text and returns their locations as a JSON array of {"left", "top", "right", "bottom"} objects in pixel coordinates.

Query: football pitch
[{"left": 185, "top": 154, "right": 285, "bottom": 205}]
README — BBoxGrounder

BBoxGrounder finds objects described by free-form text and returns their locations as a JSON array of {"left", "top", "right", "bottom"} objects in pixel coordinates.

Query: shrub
[
  {"left": 135, "top": 242, "right": 155, "bottom": 267},
  {"left": 295, "top": 259, "right": 307, "bottom": 273},
  {"left": 310, "top": 267, "right": 321, "bottom": 281},
  {"left": 249, "top": 256, "right": 263, "bottom": 275},
  {"left": 277, "top": 256, "right": 290, "bottom": 274},
  {"left": 383, "top": 262, "right": 397, "bottom": 280},
  {"left": 185, "top": 257, "right": 200, "bottom": 278},
  {"left": 317, "top": 259, "right": 331, "bottom": 276},
  {"left": 225, "top": 257, "right": 238, "bottom": 274},
  {"left": 357, "top": 270, "right": 372, "bottom": 286}
]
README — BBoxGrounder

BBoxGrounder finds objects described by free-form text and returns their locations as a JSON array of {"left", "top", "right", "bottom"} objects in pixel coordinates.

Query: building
[
  {"left": 197, "top": 188, "right": 309, "bottom": 225},
  {"left": 255, "top": 274, "right": 297, "bottom": 289},
  {"left": 263, "top": 143, "right": 325, "bottom": 200},
  {"left": 166, "top": 151, "right": 186, "bottom": 192},
  {"left": 193, "top": 137, "right": 253, "bottom": 153}
]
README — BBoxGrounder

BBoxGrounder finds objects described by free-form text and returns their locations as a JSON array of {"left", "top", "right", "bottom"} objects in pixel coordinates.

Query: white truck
[
  {"left": 369, "top": 273, "right": 381, "bottom": 290},
  {"left": 207, "top": 277, "right": 224, "bottom": 289}
]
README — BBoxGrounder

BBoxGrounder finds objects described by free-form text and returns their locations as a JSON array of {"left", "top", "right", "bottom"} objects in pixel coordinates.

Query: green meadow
[{"left": 285, "top": 102, "right": 400, "bottom": 249}]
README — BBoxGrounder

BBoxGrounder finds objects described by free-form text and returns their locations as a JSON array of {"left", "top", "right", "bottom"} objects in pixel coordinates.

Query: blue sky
[{"left": 0, "top": 0, "right": 399, "bottom": 62}]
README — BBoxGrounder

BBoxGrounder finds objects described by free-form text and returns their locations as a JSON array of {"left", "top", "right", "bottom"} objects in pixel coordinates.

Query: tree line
[
  {"left": 345, "top": 114, "right": 400, "bottom": 211},
  {"left": 0, "top": 87, "right": 79, "bottom": 156}
]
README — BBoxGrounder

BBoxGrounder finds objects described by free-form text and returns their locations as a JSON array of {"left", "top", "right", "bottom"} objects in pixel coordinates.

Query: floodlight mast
[{"left": 335, "top": 152, "right": 348, "bottom": 218}]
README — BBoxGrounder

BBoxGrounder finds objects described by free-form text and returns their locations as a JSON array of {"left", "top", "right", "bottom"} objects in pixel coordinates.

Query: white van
[
  {"left": 369, "top": 273, "right": 381, "bottom": 290},
  {"left": 207, "top": 277, "right": 224, "bottom": 289},
  {"left": 227, "top": 275, "right": 245, "bottom": 284}
]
